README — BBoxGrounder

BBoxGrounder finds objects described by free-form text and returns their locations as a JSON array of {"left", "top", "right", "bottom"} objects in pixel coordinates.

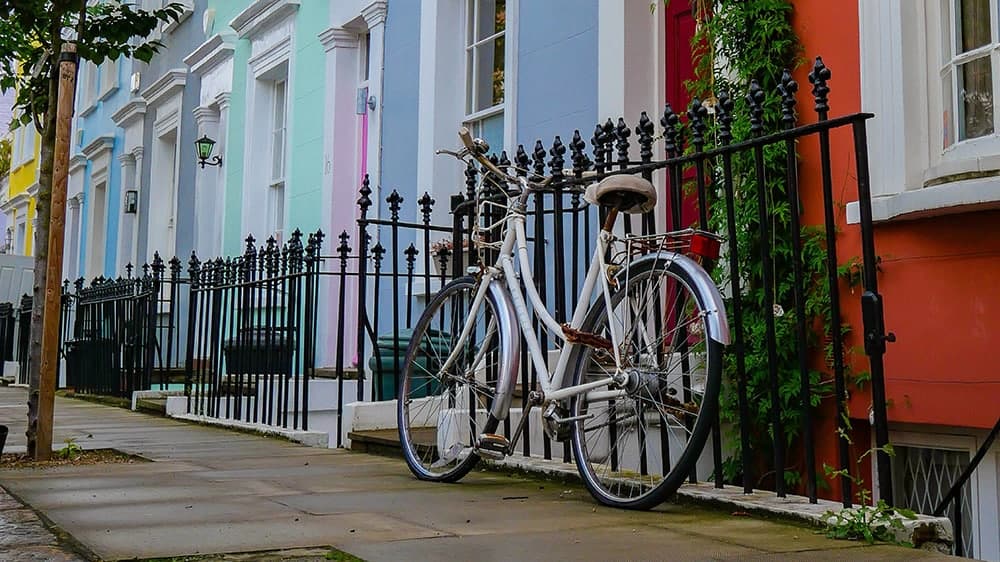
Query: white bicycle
[{"left": 397, "top": 128, "right": 730, "bottom": 509}]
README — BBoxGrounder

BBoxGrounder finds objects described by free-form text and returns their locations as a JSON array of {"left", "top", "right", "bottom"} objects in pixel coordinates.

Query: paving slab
[
  {"left": 0, "top": 387, "right": 955, "bottom": 561},
  {"left": 0, "top": 487, "right": 86, "bottom": 561}
]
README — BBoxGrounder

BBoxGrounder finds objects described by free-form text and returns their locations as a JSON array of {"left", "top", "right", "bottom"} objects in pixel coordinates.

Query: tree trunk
[{"left": 25, "top": 33, "right": 62, "bottom": 458}]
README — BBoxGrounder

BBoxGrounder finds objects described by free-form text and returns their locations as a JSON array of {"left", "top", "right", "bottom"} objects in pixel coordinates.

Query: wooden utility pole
[{"left": 35, "top": 42, "right": 78, "bottom": 460}]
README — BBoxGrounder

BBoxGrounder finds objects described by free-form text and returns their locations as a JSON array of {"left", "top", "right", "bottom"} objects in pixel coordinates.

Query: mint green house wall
[
  {"left": 285, "top": 12, "right": 328, "bottom": 237},
  {"left": 206, "top": 0, "right": 329, "bottom": 255},
  {"left": 205, "top": 0, "right": 248, "bottom": 255}
]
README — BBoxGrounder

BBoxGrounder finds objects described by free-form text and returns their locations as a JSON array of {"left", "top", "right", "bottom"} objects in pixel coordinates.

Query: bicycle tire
[
  {"left": 569, "top": 257, "right": 724, "bottom": 509},
  {"left": 398, "top": 276, "right": 504, "bottom": 482}
]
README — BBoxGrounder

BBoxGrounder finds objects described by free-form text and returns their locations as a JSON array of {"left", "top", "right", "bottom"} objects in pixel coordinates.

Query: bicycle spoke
[{"left": 571, "top": 260, "right": 721, "bottom": 508}]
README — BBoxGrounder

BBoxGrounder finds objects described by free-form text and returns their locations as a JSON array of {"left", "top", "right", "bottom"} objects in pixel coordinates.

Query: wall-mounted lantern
[
  {"left": 124, "top": 190, "right": 138, "bottom": 214},
  {"left": 194, "top": 135, "right": 223, "bottom": 168}
]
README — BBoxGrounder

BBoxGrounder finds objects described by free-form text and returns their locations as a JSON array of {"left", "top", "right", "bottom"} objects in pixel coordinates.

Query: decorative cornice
[
  {"left": 193, "top": 105, "right": 220, "bottom": 127},
  {"left": 183, "top": 32, "right": 237, "bottom": 76},
  {"left": 131, "top": 146, "right": 145, "bottom": 160},
  {"left": 139, "top": 69, "right": 187, "bottom": 107},
  {"left": 361, "top": 1, "right": 387, "bottom": 27},
  {"left": 67, "top": 196, "right": 81, "bottom": 209},
  {"left": 231, "top": 0, "right": 300, "bottom": 39},
  {"left": 111, "top": 97, "right": 147, "bottom": 128},
  {"left": 248, "top": 35, "right": 290, "bottom": 76},
  {"left": 0, "top": 191, "right": 29, "bottom": 213},
  {"left": 81, "top": 135, "right": 115, "bottom": 160},
  {"left": 318, "top": 27, "right": 358, "bottom": 52},
  {"left": 163, "top": 0, "right": 194, "bottom": 34},
  {"left": 69, "top": 154, "right": 87, "bottom": 174},
  {"left": 117, "top": 152, "right": 136, "bottom": 165},
  {"left": 214, "top": 91, "right": 232, "bottom": 111}
]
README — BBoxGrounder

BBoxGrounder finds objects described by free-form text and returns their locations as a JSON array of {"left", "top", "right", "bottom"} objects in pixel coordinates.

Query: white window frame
[
  {"left": 884, "top": 426, "right": 1000, "bottom": 560},
  {"left": 99, "top": 56, "right": 119, "bottom": 100},
  {"left": 14, "top": 121, "right": 35, "bottom": 169},
  {"left": 270, "top": 78, "right": 287, "bottom": 185},
  {"left": 268, "top": 77, "right": 288, "bottom": 243},
  {"left": 850, "top": 0, "right": 1000, "bottom": 223},
  {"left": 80, "top": 61, "right": 99, "bottom": 115},
  {"left": 462, "top": 0, "right": 516, "bottom": 154},
  {"left": 940, "top": 0, "right": 1000, "bottom": 149}
]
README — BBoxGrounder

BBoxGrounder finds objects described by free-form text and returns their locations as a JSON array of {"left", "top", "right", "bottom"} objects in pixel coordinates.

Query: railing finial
[
  {"left": 808, "top": 56, "right": 832, "bottom": 117},
  {"left": 779, "top": 68, "right": 799, "bottom": 127},
  {"left": 747, "top": 79, "right": 766, "bottom": 136}
]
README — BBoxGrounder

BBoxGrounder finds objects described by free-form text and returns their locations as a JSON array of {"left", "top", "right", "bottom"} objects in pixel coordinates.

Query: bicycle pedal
[{"left": 476, "top": 433, "right": 510, "bottom": 459}]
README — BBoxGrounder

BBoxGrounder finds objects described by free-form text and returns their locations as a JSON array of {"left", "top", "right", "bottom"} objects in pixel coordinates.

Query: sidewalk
[{"left": 0, "top": 387, "right": 953, "bottom": 561}]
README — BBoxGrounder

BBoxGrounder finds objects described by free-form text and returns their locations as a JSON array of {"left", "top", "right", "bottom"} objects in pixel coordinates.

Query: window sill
[
  {"left": 162, "top": 3, "right": 193, "bottom": 35},
  {"left": 99, "top": 84, "right": 118, "bottom": 102},
  {"left": 846, "top": 175, "right": 1000, "bottom": 224},
  {"left": 79, "top": 102, "right": 98, "bottom": 118}
]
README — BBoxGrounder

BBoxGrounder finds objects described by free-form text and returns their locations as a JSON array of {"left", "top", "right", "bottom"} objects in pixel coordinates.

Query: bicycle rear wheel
[
  {"left": 570, "top": 257, "right": 723, "bottom": 509},
  {"left": 398, "top": 276, "right": 505, "bottom": 482}
]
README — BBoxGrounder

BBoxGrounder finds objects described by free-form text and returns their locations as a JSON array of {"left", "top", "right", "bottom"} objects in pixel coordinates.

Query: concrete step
[
  {"left": 348, "top": 428, "right": 403, "bottom": 457},
  {"left": 135, "top": 397, "right": 167, "bottom": 415}
]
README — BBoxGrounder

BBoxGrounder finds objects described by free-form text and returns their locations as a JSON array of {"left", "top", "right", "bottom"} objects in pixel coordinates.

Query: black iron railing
[
  {"left": 933, "top": 417, "right": 1000, "bottom": 558},
  {"left": 183, "top": 230, "right": 323, "bottom": 431},
  {"left": 2, "top": 54, "right": 911, "bottom": 512},
  {"left": 354, "top": 57, "right": 890, "bottom": 506}
]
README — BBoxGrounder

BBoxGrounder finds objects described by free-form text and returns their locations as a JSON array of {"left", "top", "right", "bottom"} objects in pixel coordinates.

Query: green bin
[{"left": 368, "top": 328, "right": 451, "bottom": 400}]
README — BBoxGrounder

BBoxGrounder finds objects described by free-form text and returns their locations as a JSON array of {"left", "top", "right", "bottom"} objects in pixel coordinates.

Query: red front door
[{"left": 665, "top": 0, "right": 699, "bottom": 230}]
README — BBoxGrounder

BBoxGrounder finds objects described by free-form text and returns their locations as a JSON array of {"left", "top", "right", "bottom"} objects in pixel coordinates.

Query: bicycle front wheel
[
  {"left": 398, "top": 276, "right": 505, "bottom": 482},
  {"left": 570, "top": 257, "right": 723, "bottom": 509}
]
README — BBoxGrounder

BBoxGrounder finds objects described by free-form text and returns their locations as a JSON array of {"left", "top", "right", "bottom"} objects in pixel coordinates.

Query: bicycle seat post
[{"left": 602, "top": 208, "right": 619, "bottom": 233}]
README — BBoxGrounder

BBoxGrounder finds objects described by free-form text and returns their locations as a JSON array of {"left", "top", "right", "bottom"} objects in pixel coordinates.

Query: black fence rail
[
  {"left": 354, "top": 56, "right": 893, "bottom": 507},
  {"left": 10, "top": 53, "right": 914, "bottom": 521},
  {"left": 66, "top": 271, "right": 161, "bottom": 397},
  {"left": 0, "top": 302, "right": 16, "bottom": 377},
  {"left": 183, "top": 230, "right": 323, "bottom": 431},
  {"left": 15, "top": 294, "right": 31, "bottom": 385},
  {"left": 933, "top": 416, "right": 1000, "bottom": 558}
]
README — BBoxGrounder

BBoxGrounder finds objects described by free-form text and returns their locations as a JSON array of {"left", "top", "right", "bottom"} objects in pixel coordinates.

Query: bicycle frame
[{"left": 437, "top": 177, "right": 630, "bottom": 420}]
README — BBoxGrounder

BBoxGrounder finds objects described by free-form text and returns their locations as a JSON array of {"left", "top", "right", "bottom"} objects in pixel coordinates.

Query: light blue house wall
[
  {"left": 136, "top": 2, "right": 206, "bottom": 264},
  {"left": 204, "top": 0, "right": 248, "bottom": 256},
  {"left": 76, "top": 58, "right": 128, "bottom": 278},
  {"left": 378, "top": 0, "right": 420, "bottom": 222},
  {"left": 208, "top": 0, "right": 329, "bottom": 255},
  {"left": 284, "top": 3, "right": 330, "bottom": 237},
  {"left": 515, "top": 0, "right": 599, "bottom": 148},
  {"left": 372, "top": 0, "right": 601, "bottom": 319}
]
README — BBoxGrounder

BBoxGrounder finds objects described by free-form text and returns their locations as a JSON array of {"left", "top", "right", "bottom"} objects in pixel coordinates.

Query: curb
[
  {"left": 486, "top": 455, "right": 953, "bottom": 553},
  {"left": 169, "top": 413, "right": 330, "bottom": 448}
]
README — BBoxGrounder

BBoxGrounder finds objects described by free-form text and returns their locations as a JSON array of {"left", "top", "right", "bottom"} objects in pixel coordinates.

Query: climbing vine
[{"left": 685, "top": 0, "right": 842, "bottom": 491}]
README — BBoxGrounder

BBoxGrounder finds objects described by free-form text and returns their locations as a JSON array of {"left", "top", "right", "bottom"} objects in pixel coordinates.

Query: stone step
[
  {"left": 348, "top": 428, "right": 402, "bottom": 457},
  {"left": 134, "top": 397, "right": 167, "bottom": 416}
]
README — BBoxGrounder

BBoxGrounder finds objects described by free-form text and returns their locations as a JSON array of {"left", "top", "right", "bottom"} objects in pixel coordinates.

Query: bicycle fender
[
  {"left": 625, "top": 252, "right": 731, "bottom": 345},
  {"left": 487, "top": 280, "right": 521, "bottom": 421}
]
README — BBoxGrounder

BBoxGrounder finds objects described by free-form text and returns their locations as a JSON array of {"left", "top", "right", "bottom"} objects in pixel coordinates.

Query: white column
[
  {"left": 212, "top": 92, "right": 231, "bottom": 258},
  {"left": 317, "top": 27, "right": 360, "bottom": 371},
  {"left": 319, "top": 27, "right": 360, "bottom": 242},
  {"left": 65, "top": 195, "right": 82, "bottom": 281},
  {"left": 131, "top": 147, "right": 144, "bottom": 268},
  {"left": 194, "top": 103, "right": 222, "bottom": 259},
  {"left": 116, "top": 152, "right": 137, "bottom": 273},
  {"left": 362, "top": 1, "right": 387, "bottom": 199}
]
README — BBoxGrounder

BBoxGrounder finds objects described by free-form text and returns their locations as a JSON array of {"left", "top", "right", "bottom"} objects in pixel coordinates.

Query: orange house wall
[
  {"left": 789, "top": 0, "right": 1000, "bottom": 501},
  {"left": 790, "top": 0, "right": 870, "bottom": 498}
]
